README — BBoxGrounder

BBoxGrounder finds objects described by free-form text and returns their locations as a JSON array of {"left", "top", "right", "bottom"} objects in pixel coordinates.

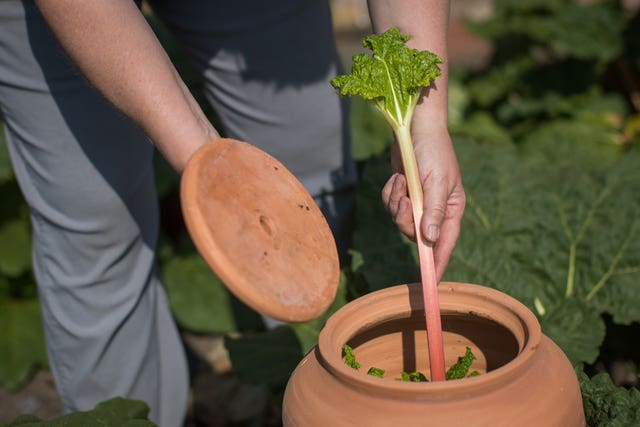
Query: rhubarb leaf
[
  {"left": 350, "top": 154, "right": 420, "bottom": 292},
  {"left": 162, "top": 255, "right": 237, "bottom": 334},
  {"left": 331, "top": 28, "right": 442, "bottom": 129},
  {"left": 351, "top": 122, "right": 640, "bottom": 366},
  {"left": 445, "top": 347, "right": 476, "bottom": 380},
  {"left": 2, "top": 397, "right": 155, "bottom": 426},
  {"left": 577, "top": 368, "right": 640, "bottom": 427},
  {"left": 343, "top": 344, "right": 360, "bottom": 370},
  {"left": 0, "top": 297, "right": 48, "bottom": 390},
  {"left": 225, "top": 327, "right": 302, "bottom": 389},
  {"left": 367, "top": 367, "right": 385, "bottom": 378},
  {"left": 398, "top": 371, "right": 428, "bottom": 382}
]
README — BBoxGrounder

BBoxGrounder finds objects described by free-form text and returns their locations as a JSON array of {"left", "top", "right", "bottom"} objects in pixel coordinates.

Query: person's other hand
[{"left": 381, "top": 129, "right": 465, "bottom": 281}]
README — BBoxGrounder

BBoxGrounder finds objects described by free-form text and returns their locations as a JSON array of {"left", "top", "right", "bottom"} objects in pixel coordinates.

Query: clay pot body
[{"left": 282, "top": 282, "right": 585, "bottom": 426}]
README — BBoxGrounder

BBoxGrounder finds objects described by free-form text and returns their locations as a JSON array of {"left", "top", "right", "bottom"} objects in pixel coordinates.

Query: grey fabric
[
  {"left": 149, "top": 0, "right": 358, "bottom": 255},
  {"left": 0, "top": 0, "right": 355, "bottom": 424},
  {"left": 0, "top": 2, "right": 188, "bottom": 425}
]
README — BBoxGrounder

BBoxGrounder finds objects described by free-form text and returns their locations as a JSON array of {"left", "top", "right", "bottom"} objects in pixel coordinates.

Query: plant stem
[{"left": 395, "top": 125, "right": 446, "bottom": 382}]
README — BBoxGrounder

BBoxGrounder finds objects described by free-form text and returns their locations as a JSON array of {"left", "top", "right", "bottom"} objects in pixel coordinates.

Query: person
[{"left": 0, "top": 0, "right": 464, "bottom": 425}]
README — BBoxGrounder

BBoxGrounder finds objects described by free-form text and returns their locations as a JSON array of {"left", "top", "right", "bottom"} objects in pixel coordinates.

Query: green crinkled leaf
[
  {"left": 448, "top": 77, "right": 471, "bottom": 128},
  {"left": 349, "top": 98, "right": 393, "bottom": 161},
  {"left": 540, "top": 299, "right": 605, "bottom": 365},
  {"left": 0, "top": 123, "right": 14, "bottom": 185},
  {"left": 0, "top": 298, "right": 48, "bottom": 391},
  {"left": 342, "top": 344, "right": 360, "bottom": 370},
  {"left": 445, "top": 129, "right": 640, "bottom": 364},
  {"left": 350, "top": 154, "right": 419, "bottom": 292},
  {"left": 445, "top": 347, "right": 477, "bottom": 380},
  {"left": 0, "top": 218, "right": 32, "bottom": 278},
  {"left": 468, "top": 0, "right": 625, "bottom": 63},
  {"left": 450, "top": 112, "right": 512, "bottom": 144},
  {"left": 367, "top": 367, "right": 385, "bottom": 378},
  {"left": 331, "top": 28, "right": 442, "bottom": 128},
  {"left": 3, "top": 397, "right": 156, "bottom": 427},
  {"left": 225, "top": 326, "right": 303, "bottom": 389},
  {"left": 161, "top": 255, "right": 237, "bottom": 334},
  {"left": 2, "top": 414, "right": 42, "bottom": 426},
  {"left": 398, "top": 371, "right": 428, "bottom": 382},
  {"left": 467, "top": 56, "right": 536, "bottom": 107},
  {"left": 353, "top": 121, "right": 640, "bottom": 366},
  {"left": 577, "top": 368, "right": 640, "bottom": 427}
]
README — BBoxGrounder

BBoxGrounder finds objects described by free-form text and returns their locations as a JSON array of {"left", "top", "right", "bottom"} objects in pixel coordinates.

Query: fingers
[
  {"left": 428, "top": 185, "right": 466, "bottom": 281},
  {"left": 420, "top": 173, "right": 448, "bottom": 244},
  {"left": 382, "top": 173, "right": 416, "bottom": 239},
  {"left": 432, "top": 204, "right": 463, "bottom": 282}
]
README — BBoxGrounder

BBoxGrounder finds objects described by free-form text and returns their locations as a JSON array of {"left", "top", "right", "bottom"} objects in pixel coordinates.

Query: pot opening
[{"left": 344, "top": 312, "right": 520, "bottom": 380}]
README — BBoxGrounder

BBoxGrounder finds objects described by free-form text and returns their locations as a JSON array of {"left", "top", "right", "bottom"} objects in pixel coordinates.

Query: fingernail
[{"left": 426, "top": 225, "right": 440, "bottom": 242}]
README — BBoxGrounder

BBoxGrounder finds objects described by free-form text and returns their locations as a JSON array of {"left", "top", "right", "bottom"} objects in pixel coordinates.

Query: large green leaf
[
  {"left": 349, "top": 98, "right": 392, "bottom": 162},
  {"left": 352, "top": 119, "right": 640, "bottom": 365},
  {"left": 577, "top": 367, "right": 640, "bottom": 427},
  {"left": 445, "top": 125, "right": 640, "bottom": 364},
  {"left": 161, "top": 255, "right": 237, "bottom": 334},
  {"left": 0, "top": 298, "right": 48, "bottom": 391},
  {"left": 468, "top": 0, "right": 625, "bottom": 63},
  {"left": 0, "top": 218, "right": 32, "bottom": 278},
  {"left": 0, "top": 122, "right": 14, "bottom": 185},
  {"left": 225, "top": 326, "right": 303, "bottom": 389},
  {"left": 3, "top": 397, "right": 156, "bottom": 426},
  {"left": 350, "top": 153, "right": 419, "bottom": 292}
]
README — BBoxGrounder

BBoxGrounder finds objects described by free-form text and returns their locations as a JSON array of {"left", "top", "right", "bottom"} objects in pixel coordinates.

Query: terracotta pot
[{"left": 282, "top": 282, "right": 585, "bottom": 426}]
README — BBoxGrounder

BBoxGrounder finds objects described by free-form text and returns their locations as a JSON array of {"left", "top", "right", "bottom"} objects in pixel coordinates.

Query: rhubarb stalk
[{"left": 331, "top": 28, "right": 446, "bottom": 380}]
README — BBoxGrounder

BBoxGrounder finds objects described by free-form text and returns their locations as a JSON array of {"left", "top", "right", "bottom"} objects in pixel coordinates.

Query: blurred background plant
[{"left": 1, "top": 0, "right": 639, "bottom": 426}]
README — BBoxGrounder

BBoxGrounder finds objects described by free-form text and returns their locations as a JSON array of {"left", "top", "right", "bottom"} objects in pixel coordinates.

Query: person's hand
[{"left": 381, "top": 129, "right": 465, "bottom": 281}]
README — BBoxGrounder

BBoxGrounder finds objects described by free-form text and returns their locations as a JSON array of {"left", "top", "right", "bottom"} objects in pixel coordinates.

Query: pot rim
[{"left": 317, "top": 282, "right": 542, "bottom": 399}]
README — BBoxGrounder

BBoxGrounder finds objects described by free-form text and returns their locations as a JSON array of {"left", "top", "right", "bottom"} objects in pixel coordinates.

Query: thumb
[{"left": 421, "top": 177, "right": 448, "bottom": 244}]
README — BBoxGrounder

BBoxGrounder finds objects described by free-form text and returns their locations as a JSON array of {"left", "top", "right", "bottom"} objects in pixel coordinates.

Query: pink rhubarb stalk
[{"left": 395, "top": 126, "right": 446, "bottom": 382}]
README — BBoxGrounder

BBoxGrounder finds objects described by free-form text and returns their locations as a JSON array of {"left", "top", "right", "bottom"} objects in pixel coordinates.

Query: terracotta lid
[{"left": 180, "top": 138, "right": 340, "bottom": 322}]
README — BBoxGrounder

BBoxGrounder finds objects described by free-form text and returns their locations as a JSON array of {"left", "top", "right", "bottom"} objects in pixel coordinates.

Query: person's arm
[
  {"left": 34, "top": 0, "right": 220, "bottom": 173},
  {"left": 368, "top": 0, "right": 466, "bottom": 281}
]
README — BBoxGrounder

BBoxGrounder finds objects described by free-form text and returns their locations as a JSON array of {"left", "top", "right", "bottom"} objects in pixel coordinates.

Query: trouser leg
[
  {"left": 149, "top": 0, "right": 358, "bottom": 264},
  {"left": 0, "top": 2, "right": 188, "bottom": 425}
]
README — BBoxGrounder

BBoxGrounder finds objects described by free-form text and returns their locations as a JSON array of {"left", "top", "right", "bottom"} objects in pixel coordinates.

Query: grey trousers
[{"left": 0, "top": 1, "right": 355, "bottom": 426}]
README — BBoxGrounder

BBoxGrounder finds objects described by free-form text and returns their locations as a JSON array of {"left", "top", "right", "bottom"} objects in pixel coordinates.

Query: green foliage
[
  {"left": 350, "top": 154, "right": 420, "bottom": 292},
  {"left": 1, "top": 397, "right": 156, "bottom": 427},
  {"left": 0, "top": 126, "right": 14, "bottom": 184},
  {"left": 224, "top": 327, "right": 303, "bottom": 390},
  {"left": 0, "top": 219, "right": 32, "bottom": 278},
  {"left": 461, "top": 0, "right": 632, "bottom": 144},
  {"left": 162, "top": 255, "right": 238, "bottom": 334},
  {"left": 0, "top": 298, "right": 48, "bottom": 391},
  {"left": 349, "top": 98, "right": 393, "bottom": 161},
  {"left": 398, "top": 371, "right": 428, "bottom": 382},
  {"left": 1, "top": 1, "right": 638, "bottom": 424},
  {"left": 351, "top": 128, "right": 640, "bottom": 366},
  {"left": 367, "top": 367, "right": 385, "bottom": 378},
  {"left": 331, "top": 28, "right": 442, "bottom": 129},
  {"left": 0, "top": 123, "right": 47, "bottom": 391},
  {"left": 577, "top": 367, "right": 640, "bottom": 427},
  {"left": 445, "top": 347, "right": 477, "bottom": 380},
  {"left": 468, "top": 0, "right": 626, "bottom": 64},
  {"left": 343, "top": 344, "right": 360, "bottom": 370}
]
